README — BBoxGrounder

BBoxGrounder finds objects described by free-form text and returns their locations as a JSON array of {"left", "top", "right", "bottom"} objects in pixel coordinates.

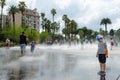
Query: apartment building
[
  {"left": 9, "top": 13, "right": 22, "bottom": 27},
  {"left": 22, "top": 8, "right": 40, "bottom": 31},
  {"left": 0, "top": 15, "right": 10, "bottom": 28},
  {"left": 9, "top": 8, "right": 40, "bottom": 32}
]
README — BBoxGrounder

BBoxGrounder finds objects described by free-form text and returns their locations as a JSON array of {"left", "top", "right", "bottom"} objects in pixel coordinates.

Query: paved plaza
[{"left": 0, "top": 44, "right": 120, "bottom": 80}]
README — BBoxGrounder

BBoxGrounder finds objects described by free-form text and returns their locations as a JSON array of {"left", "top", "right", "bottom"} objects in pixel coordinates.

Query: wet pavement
[{"left": 0, "top": 44, "right": 120, "bottom": 80}]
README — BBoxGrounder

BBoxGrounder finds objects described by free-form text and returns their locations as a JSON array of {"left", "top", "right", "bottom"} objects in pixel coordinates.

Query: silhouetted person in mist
[
  {"left": 20, "top": 32, "right": 27, "bottom": 55},
  {"left": 110, "top": 38, "right": 114, "bottom": 50}
]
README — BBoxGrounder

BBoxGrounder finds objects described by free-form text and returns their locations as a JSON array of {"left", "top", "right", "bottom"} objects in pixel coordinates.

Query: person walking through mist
[
  {"left": 20, "top": 32, "right": 27, "bottom": 55},
  {"left": 30, "top": 41, "right": 36, "bottom": 53}
]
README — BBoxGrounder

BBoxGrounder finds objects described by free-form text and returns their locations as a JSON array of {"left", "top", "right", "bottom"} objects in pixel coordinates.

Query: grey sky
[{"left": 2, "top": 0, "right": 120, "bottom": 31}]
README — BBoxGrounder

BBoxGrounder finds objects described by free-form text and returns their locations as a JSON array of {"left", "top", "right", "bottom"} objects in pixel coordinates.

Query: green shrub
[
  {"left": 39, "top": 31, "right": 51, "bottom": 43},
  {"left": 0, "top": 41, "right": 5, "bottom": 47}
]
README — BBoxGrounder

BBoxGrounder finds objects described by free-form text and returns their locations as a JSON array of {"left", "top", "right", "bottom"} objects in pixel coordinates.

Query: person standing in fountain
[
  {"left": 30, "top": 41, "right": 36, "bottom": 53},
  {"left": 5, "top": 38, "right": 11, "bottom": 49},
  {"left": 96, "top": 34, "right": 108, "bottom": 76},
  {"left": 20, "top": 32, "right": 27, "bottom": 55},
  {"left": 110, "top": 38, "right": 114, "bottom": 50}
]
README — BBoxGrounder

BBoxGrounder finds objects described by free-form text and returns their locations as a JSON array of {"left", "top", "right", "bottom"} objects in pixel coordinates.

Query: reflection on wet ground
[
  {"left": 100, "top": 76, "right": 106, "bottom": 80},
  {"left": 0, "top": 44, "right": 120, "bottom": 80}
]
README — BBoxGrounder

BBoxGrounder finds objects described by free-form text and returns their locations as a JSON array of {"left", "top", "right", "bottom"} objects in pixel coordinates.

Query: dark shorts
[{"left": 98, "top": 54, "right": 106, "bottom": 63}]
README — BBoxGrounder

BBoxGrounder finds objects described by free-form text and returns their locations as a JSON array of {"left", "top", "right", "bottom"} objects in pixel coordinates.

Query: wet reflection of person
[
  {"left": 19, "top": 66, "right": 26, "bottom": 80},
  {"left": 100, "top": 75, "right": 106, "bottom": 80}
]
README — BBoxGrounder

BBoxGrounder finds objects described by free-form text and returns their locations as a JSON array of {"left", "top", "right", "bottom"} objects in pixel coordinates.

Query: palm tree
[
  {"left": 41, "top": 12, "right": 45, "bottom": 19},
  {"left": 109, "top": 29, "right": 114, "bottom": 37},
  {"left": 62, "top": 14, "right": 68, "bottom": 27},
  {"left": 18, "top": 1, "right": 27, "bottom": 27},
  {"left": 46, "top": 19, "right": 51, "bottom": 33},
  {"left": 51, "top": 22, "right": 58, "bottom": 33},
  {"left": 8, "top": 5, "right": 19, "bottom": 42},
  {"left": 51, "top": 8, "right": 56, "bottom": 22},
  {"left": 41, "top": 12, "right": 45, "bottom": 31},
  {"left": 43, "top": 18, "right": 47, "bottom": 31},
  {"left": 0, "top": 0, "right": 6, "bottom": 29},
  {"left": 100, "top": 18, "right": 112, "bottom": 34},
  {"left": 69, "top": 20, "right": 77, "bottom": 33},
  {"left": 62, "top": 14, "right": 70, "bottom": 28},
  {"left": 78, "top": 29, "right": 84, "bottom": 39},
  {"left": 18, "top": 1, "right": 26, "bottom": 14}
]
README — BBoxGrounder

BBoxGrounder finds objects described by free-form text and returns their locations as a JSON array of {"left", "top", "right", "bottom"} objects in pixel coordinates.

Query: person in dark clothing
[{"left": 20, "top": 32, "right": 27, "bottom": 55}]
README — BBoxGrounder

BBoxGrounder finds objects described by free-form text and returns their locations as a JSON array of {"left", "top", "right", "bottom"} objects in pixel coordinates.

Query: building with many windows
[
  {"left": 22, "top": 8, "right": 40, "bottom": 31},
  {"left": 8, "top": 8, "right": 40, "bottom": 32},
  {"left": 0, "top": 15, "right": 10, "bottom": 28}
]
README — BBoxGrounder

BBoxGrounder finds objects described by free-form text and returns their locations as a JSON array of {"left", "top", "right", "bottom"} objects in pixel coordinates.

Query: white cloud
[
  {"left": 54, "top": 0, "right": 72, "bottom": 9},
  {"left": 111, "top": 18, "right": 120, "bottom": 30}
]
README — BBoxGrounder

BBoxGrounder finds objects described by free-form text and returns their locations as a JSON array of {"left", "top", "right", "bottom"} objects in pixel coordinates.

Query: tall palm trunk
[
  {"left": 53, "top": 15, "right": 54, "bottom": 22},
  {"left": 105, "top": 24, "right": 107, "bottom": 34},
  {"left": 21, "top": 12, "right": 23, "bottom": 27},
  {"left": 0, "top": 8, "right": 3, "bottom": 29},
  {"left": 12, "top": 14, "right": 15, "bottom": 42}
]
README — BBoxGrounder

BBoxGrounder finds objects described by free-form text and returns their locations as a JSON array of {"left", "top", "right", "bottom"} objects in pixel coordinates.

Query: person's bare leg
[
  {"left": 100, "top": 63, "right": 102, "bottom": 71},
  {"left": 103, "top": 63, "right": 106, "bottom": 72},
  {"left": 101, "top": 63, "right": 104, "bottom": 71},
  {"left": 21, "top": 51, "right": 23, "bottom": 55},
  {"left": 101, "top": 63, "right": 106, "bottom": 72},
  {"left": 111, "top": 45, "right": 112, "bottom": 50}
]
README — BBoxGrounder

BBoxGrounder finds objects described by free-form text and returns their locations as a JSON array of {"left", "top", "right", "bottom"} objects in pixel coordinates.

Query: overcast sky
[{"left": 2, "top": 0, "right": 120, "bottom": 31}]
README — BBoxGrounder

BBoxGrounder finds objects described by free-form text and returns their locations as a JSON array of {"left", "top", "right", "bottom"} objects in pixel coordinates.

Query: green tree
[
  {"left": 62, "top": 28, "right": 67, "bottom": 39},
  {"left": 86, "top": 29, "right": 93, "bottom": 40},
  {"left": 69, "top": 20, "right": 77, "bottom": 35},
  {"left": 51, "top": 8, "right": 56, "bottom": 22},
  {"left": 99, "top": 28, "right": 104, "bottom": 35},
  {"left": 44, "top": 18, "right": 47, "bottom": 31},
  {"left": 0, "top": 27, "right": 12, "bottom": 41},
  {"left": 62, "top": 14, "right": 68, "bottom": 27},
  {"left": 116, "top": 29, "right": 120, "bottom": 41},
  {"left": 78, "top": 29, "right": 84, "bottom": 39},
  {"left": 8, "top": 5, "right": 19, "bottom": 42},
  {"left": 18, "top": 1, "right": 27, "bottom": 27},
  {"left": 0, "top": 0, "right": 6, "bottom": 29},
  {"left": 62, "top": 14, "right": 70, "bottom": 28},
  {"left": 62, "top": 26, "right": 71, "bottom": 40},
  {"left": 39, "top": 31, "right": 51, "bottom": 43},
  {"left": 18, "top": 1, "right": 26, "bottom": 14},
  {"left": 26, "top": 29, "right": 39, "bottom": 42},
  {"left": 100, "top": 18, "right": 112, "bottom": 34},
  {"left": 45, "top": 19, "right": 52, "bottom": 33},
  {"left": 51, "top": 22, "right": 59, "bottom": 33},
  {"left": 51, "top": 22, "right": 59, "bottom": 41},
  {"left": 109, "top": 29, "right": 114, "bottom": 37},
  {"left": 0, "top": 26, "right": 23, "bottom": 43},
  {"left": 82, "top": 27, "right": 87, "bottom": 38},
  {"left": 41, "top": 12, "right": 45, "bottom": 31}
]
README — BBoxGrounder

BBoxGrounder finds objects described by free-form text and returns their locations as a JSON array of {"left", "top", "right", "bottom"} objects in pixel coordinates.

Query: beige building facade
[
  {"left": 22, "top": 8, "right": 40, "bottom": 31},
  {"left": 0, "top": 15, "right": 10, "bottom": 28},
  {"left": 9, "top": 13, "right": 22, "bottom": 27},
  {"left": 9, "top": 8, "right": 40, "bottom": 32}
]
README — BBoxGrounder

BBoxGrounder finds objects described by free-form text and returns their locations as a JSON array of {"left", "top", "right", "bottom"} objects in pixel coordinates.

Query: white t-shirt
[{"left": 6, "top": 39, "right": 10, "bottom": 44}]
